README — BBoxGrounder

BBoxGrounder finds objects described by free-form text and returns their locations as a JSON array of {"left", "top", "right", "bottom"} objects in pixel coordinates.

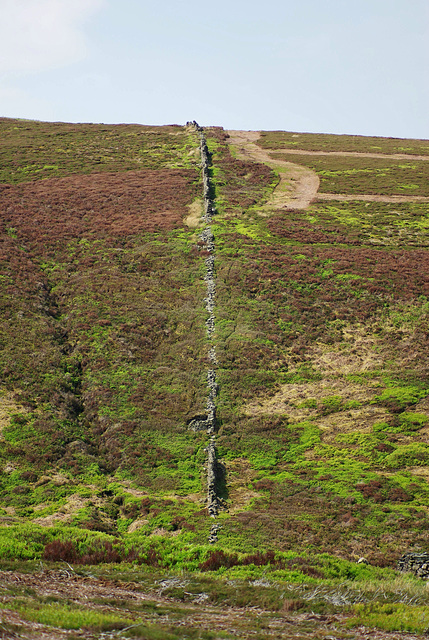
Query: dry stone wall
[
  {"left": 187, "top": 121, "right": 221, "bottom": 542},
  {"left": 398, "top": 552, "right": 429, "bottom": 579}
]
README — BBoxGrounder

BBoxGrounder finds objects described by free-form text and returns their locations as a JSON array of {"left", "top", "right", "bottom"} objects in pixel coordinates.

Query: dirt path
[
  {"left": 227, "top": 130, "right": 320, "bottom": 211},
  {"left": 227, "top": 130, "right": 429, "bottom": 210},
  {"left": 267, "top": 148, "right": 429, "bottom": 161},
  {"left": 318, "top": 193, "right": 429, "bottom": 203}
]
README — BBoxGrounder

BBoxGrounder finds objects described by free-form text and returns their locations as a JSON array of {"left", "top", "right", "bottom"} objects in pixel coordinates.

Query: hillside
[{"left": 0, "top": 117, "right": 429, "bottom": 639}]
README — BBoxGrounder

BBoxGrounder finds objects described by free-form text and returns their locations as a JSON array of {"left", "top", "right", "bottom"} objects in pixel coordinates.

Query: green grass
[
  {"left": 3, "top": 601, "right": 134, "bottom": 631},
  {"left": 347, "top": 603, "right": 429, "bottom": 633}
]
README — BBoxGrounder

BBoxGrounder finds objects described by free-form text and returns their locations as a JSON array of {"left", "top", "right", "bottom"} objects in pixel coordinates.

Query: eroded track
[
  {"left": 227, "top": 130, "right": 320, "bottom": 211},
  {"left": 227, "top": 130, "right": 429, "bottom": 209}
]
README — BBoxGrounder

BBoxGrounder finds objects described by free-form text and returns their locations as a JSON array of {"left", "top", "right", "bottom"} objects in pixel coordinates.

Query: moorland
[{"left": 0, "top": 117, "right": 428, "bottom": 639}]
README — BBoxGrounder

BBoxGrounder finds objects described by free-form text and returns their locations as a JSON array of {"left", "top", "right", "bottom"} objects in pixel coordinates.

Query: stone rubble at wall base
[{"left": 397, "top": 552, "right": 429, "bottom": 579}]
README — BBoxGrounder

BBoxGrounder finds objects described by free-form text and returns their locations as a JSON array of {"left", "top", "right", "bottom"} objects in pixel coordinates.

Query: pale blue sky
[{"left": 0, "top": 0, "right": 428, "bottom": 138}]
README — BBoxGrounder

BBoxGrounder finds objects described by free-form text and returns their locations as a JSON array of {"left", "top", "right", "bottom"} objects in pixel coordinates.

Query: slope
[
  {"left": 209, "top": 128, "right": 429, "bottom": 564},
  {"left": 0, "top": 118, "right": 212, "bottom": 536},
  {"left": 1, "top": 120, "right": 429, "bottom": 639}
]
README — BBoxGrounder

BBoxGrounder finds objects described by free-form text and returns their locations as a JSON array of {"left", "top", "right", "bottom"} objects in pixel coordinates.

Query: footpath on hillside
[
  {"left": 227, "top": 130, "right": 429, "bottom": 209},
  {"left": 227, "top": 130, "right": 319, "bottom": 210}
]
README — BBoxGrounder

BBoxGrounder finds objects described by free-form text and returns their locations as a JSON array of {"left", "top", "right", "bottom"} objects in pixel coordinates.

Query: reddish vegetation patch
[
  {"left": 239, "top": 240, "right": 429, "bottom": 313},
  {"left": 43, "top": 539, "right": 161, "bottom": 566},
  {"left": 0, "top": 169, "right": 198, "bottom": 249},
  {"left": 0, "top": 227, "right": 49, "bottom": 301},
  {"left": 219, "top": 234, "right": 429, "bottom": 348},
  {"left": 199, "top": 549, "right": 281, "bottom": 571}
]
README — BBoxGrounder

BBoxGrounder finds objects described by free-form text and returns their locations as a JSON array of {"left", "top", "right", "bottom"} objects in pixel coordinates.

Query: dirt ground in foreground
[{"left": 0, "top": 569, "right": 426, "bottom": 640}]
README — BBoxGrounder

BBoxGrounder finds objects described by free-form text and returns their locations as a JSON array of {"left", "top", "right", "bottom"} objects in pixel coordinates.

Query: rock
[
  {"left": 188, "top": 415, "right": 210, "bottom": 432},
  {"left": 208, "top": 523, "right": 222, "bottom": 544},
  {"left": 398, "top": 552, "right": 429, "bottom": 578},
  {"left": 206, "top": 438, "right": 219, "bottom": 517},
  {"left": 3, "top": 463, "right": 16, "bottom": 474},
  {"left": 193, "top": 124, "right": 221, "bottom": 541}
]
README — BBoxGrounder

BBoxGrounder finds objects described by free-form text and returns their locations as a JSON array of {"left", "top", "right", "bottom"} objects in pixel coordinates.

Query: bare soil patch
[{"left": 227, "top": 131, "right": 429, "bottom": 208}]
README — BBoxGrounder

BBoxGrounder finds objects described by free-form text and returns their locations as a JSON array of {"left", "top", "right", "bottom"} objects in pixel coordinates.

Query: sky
[{"left": 0, "top": 0, "right": 428, "bottom": 138}]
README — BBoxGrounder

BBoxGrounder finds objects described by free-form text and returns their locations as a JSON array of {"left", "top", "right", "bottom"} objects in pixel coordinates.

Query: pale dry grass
[
  {"left": 317, "top": 406, "right": 391, "bottom": 441},
  {"left": 127, "top": 518, "right": 149, "bottom": 532},
  {"left": 184, "top": 197, "right": 204, "bottom": 227},
  {"left": 308, "top": 329, "right": 385, "bottom": 376},
  {"left": 32, "top": 494, "right": 90, "bottom": 526},
  {"left": 223, "top": 457, "right": 260, "bottom": 514},
  {"left": 244, "top": 380, "right": 378, "bottom": 419},
  {"left": 0, "top": 389, "right": 26, "bottom": 436},
  {"left": 32, "top": 487, "right": 110, "bottom": 527},
  {"left": 242, "top": 322, "right": 400, "bottom": 441}
]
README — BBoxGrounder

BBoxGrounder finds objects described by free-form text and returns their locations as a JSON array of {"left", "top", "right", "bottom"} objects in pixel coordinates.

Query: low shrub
[
  {"left": 198, "top": 549, "right": 282, "bottom": 571},
  {"left": 43, "top": 538, "right": 160, "bottom": 566},
  {"left": 372, "top": 387, "right": 428, "bottom": 413},
  {"left": 384, "top": 443, "right": 429, "bottom": 468},
  {"left": 199, "top": 550, "right": 239, "bottom": 571}
]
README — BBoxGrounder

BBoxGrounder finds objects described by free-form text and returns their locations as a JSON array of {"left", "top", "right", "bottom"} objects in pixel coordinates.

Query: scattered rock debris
[{"left": 398, "top": 552, "right": 429, "bottom": 578}]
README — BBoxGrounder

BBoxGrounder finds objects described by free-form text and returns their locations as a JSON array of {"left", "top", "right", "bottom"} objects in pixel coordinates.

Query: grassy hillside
[
  {"left": 1, "top": 119, "right": 429, "bottom": 639},
  {"left": 0, "top": 118, "right": 216, "bottom": 537},
  {"left": 207, "top": 129, "right": 429, "bottom": 566}
]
